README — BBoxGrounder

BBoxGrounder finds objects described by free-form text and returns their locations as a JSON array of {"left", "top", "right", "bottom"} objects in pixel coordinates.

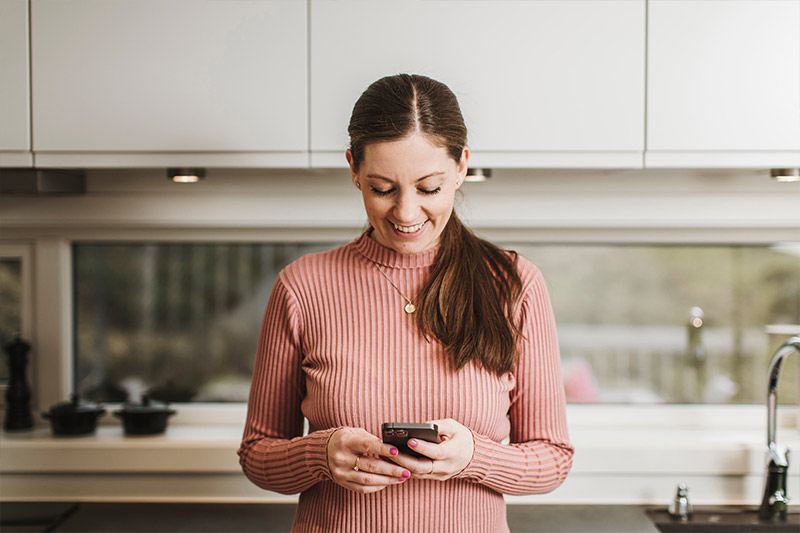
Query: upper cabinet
[
  {"left": 12, "top": 1, "right": 798, "bottom": 170},
  {"left": 0, "top": 0, "right": 32, "bottom": 167},
  {"left": 309, "top": 0, "right": 646, "bottom": 169},
  {"left": 647, "top": 0, "right": 800, "bottom": 167},
  {"left": 31, "top": 0, "right": 308, "bottom": 168}
]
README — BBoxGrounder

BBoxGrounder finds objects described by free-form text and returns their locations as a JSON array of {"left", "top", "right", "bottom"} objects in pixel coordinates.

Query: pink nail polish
[
  {"left": 408, "top": 439, "right": 418, "bottom": 448},
  {"left": 390, "top": 448, "right": 399, "bottom": 456},
  {"left": 402, "top": 470, "right": 411, "bottom": 478},
  {"left": 398, "top": 477, "right": 407, "bottom": 482}
]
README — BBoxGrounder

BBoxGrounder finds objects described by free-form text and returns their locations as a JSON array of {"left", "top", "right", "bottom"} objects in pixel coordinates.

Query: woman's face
[{"left": 347, "top": 134, "right": 468, "bottom": 255}]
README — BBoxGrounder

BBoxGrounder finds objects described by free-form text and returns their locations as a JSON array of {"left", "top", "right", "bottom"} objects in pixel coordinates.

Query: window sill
[
  {"left": 0, "top": 425, "right": 243, "bottom": 473},
  {"left": 1, "top": 405, "right": 798, "bottom": 504}
]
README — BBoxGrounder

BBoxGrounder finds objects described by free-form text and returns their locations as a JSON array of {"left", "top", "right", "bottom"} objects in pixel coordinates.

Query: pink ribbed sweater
[{"left": 238, "top": 232, "right": 573, "bottom": 533}]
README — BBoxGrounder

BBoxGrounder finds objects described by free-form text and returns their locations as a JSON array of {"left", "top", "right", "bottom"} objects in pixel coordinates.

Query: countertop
[
  {"left": 5, "top": 502, "right": 800, "bottom": 533},
  {"left": 0, "top": 502, "right": 661, "bottom": 533}
]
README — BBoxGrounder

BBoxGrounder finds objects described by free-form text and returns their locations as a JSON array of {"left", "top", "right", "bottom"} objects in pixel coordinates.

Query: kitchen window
[
  {"left": 517, "top": 243, "right": 800, "bottom": 406},
  {"left": 0, "top": 244, "right": 33, "bottom": 390},
  {"left": 0, "top": 258, "right": 23, "bottom": 383},
  {"left": 73, "top": 242, "right": 336, "bottom": 403},
  {"left": 73, "top": 241, "right": 800, "bottom": 406}
]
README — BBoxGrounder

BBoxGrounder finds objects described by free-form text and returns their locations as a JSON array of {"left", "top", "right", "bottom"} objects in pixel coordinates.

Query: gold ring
[
  {"left": 428, "top": 460, "right": 435, "bottom": 475},
  {"left": 353, "top": 456, "right": 361, "bottom": 472}
]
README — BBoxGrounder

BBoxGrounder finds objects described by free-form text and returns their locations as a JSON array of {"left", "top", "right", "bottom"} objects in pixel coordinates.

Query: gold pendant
[{"left": 404, "top": 302, "right": 416, "bottom": 314}]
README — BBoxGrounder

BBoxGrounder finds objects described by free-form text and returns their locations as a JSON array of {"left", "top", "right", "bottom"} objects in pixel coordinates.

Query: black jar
[
  {"left": 41, "top": 395, "right": 106, "bottom": 436},
  {"left": 113, "top": 395, "right": 176, "bottom": 435}
]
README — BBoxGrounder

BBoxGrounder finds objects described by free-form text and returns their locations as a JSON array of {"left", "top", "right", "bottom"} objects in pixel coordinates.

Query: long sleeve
[
  {"left": 237, "top": 275, "right": 335, "bottom": 494},
  {"left": 455, "top": 265, "right": 574, "bottom": 495}
]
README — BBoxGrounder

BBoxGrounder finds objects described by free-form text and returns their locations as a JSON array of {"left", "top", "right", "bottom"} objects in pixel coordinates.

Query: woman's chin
[{"left": 381, "top": 236, "right": 436, "bottom": 255}]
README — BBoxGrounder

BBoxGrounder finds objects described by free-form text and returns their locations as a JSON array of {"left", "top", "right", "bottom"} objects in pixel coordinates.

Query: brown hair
[{"left": 349, "top": 74, "right": 522, "bottom": 375}]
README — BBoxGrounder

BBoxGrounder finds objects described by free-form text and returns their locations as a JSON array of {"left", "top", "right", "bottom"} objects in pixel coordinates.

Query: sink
[{"left": 646, "top": 506, "right": 800, "bottom": 532}]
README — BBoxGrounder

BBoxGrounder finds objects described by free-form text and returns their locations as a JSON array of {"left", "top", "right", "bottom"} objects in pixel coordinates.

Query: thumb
[{"left": 425, "top": 418, "right": 460, "bottom": 440}]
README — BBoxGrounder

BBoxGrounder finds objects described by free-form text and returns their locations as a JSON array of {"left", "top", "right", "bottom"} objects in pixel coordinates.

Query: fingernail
[
  {"left": 402, "top": 470, "right": 411, "bottom": 478},
  {"left": 408, "top": 439, "right": 418, "bottom": 448},
  {"left": 390, "top": 448, "right": 399, "bottom": 456},
  {"left": 398, "top": 477, "right": 407, "bottom": 482}
]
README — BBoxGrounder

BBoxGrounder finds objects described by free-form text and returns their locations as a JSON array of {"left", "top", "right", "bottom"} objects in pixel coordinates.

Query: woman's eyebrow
[
  {"left": 366, "top": 172, "right": 445, "bottom": 183},
  {"left": 416, "top": 172, "right": 445, "bottom": 182},
  {"left": 366, "top": 174, "right": 393, "bottom": 183}
]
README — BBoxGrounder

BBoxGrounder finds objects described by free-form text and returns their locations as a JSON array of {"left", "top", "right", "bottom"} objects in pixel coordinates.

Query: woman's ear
[
  {"left": 346, "top": 150, "right": 361, "bottom": 189},
  {"left": 456, "top": 147, "right": 470, "bottom": 188}
]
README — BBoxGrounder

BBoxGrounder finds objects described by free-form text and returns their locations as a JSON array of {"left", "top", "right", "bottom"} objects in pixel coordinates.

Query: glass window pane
[
  {"left": 0, "top": 258, "right": 23, "bottom": 382},
  {"left": 74, "top": 242, "right": 339, "bottom": 403},
  {"left": 74, "top": 241, "right": 800, "bottom": 405},
  {"left": 507, "top": 243, "right": 800, "bottom": 405}
]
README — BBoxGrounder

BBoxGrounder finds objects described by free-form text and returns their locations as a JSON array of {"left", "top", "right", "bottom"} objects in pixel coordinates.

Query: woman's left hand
[{"left": 390, "top": 418, "right": 474, "bottom": 481}]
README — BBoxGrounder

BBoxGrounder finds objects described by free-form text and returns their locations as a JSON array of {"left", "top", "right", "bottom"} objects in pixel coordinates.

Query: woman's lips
[{"left": 392, "top": 221, "right": 426, "bottom": 235}]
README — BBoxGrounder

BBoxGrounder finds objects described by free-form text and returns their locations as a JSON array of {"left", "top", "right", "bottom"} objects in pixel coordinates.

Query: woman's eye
[
  {"left": 369, "top": 186, "right": 440, "bottom": 196},
  {"left": 370, "top": 187, "right": 394, "bottom": 197}
]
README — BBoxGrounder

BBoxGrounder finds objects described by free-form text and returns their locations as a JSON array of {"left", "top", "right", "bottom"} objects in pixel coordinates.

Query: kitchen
[{"left": 1, "top": 1, "right": 800, "bottom": 532}]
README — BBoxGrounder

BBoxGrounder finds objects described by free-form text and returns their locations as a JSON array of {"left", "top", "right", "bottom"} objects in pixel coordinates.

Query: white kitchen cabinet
[
  {"left": 0, "top": 0, "right": 32, "bottom": 167},
  {"left": 31, "top": 0, "right": 308, "bottom": 168},
  {"left": 310, "top": 0, "right": 645, "bottom": 169},
  {"left": 646, "top": 0, "right": 800, "bottom": 168}
]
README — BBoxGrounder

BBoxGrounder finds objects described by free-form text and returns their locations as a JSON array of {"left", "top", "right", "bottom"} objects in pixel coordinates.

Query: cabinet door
[
  {"left": 0, "top": 0, "right": 32, "bottom": 166},
  {"left": 310, "top": 0, "right": 645, "bottom": 168},
  {"left": 32, "top": 0, "right": 307, "bottom": 167},
  {"left": 647, "top": 0, "right": 800, "bottom": 167}
]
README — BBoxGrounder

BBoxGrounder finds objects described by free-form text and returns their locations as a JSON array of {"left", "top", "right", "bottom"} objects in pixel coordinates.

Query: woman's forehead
[{"left": 361, "top": 135, "right": 454, "bottom": 175}]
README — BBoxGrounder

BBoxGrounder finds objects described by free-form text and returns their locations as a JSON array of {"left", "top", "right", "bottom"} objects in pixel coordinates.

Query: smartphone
[{"left": 381, "top": 422, "right": 439, "bottom": 459}]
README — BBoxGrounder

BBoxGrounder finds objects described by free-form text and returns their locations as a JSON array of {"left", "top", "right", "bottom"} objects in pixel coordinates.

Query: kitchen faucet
[{"left": 759, "top": 335, "right": 800, "bottom": 522}]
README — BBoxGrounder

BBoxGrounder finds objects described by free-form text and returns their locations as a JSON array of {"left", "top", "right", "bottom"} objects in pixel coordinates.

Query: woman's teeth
[{"left": 393, "top": 222, "right": 425, "bottom": 233}]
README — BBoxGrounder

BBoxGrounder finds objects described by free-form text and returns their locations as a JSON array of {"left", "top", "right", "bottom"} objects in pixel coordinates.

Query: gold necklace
[{"left": 372, "top": 262, "right": 417, "bottom": 314}]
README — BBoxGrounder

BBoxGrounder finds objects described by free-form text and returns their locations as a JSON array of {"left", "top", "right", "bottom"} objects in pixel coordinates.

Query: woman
[{"left": 238, "top": 74, "right": 573, "bottom": 533}]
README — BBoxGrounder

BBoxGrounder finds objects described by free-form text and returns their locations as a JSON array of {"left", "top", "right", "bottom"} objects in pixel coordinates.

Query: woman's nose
[{"left": 393, "top": 190, "right": 419, "bottom": 222}]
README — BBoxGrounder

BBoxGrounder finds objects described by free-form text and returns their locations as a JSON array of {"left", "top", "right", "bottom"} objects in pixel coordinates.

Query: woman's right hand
[{"left": 327, "top": 427, "right": 411, "bottom": 493}]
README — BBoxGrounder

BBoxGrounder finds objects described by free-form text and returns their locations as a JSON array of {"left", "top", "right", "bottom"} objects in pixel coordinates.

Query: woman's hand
[
  {"left": 327, "top": 427, "right": 411, "bottom": 494},
  {"left": 390, "top": 418, "right": 474, "bottom": 481}
]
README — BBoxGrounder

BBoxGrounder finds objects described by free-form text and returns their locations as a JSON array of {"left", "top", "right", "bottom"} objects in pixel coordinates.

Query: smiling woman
[
  {"left": 237, "top": 74, "right": 574, "bottom": 533},
  {"left": 344, "top": 74, "right": 525, "bottom": 377},
  {"left": 348, "top": 135, "right": 466, "bottom": 255}
]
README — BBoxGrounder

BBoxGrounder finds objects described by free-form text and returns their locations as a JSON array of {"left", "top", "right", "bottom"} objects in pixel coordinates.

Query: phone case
[{"left": 381, "top": 423, "right": 439, "bottom": 459}]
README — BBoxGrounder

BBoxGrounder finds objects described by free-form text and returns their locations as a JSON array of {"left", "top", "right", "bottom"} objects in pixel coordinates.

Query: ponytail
[{"left": 416, "top": 214, "right": 523, "bottom": 375}]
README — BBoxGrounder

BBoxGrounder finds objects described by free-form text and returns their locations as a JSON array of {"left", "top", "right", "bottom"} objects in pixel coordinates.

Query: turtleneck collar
[{"left": 353, "top": 229, "right": 439, "bottom": 269}]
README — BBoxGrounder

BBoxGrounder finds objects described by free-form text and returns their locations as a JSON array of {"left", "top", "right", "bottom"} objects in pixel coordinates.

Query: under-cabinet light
[
  {"left": 465, "top": 168, "right": 491, "bottom": 182},
  {"left": 167, "top": 168, "right": 206, "bottom": 183},
  {"left": 770, "top": 169, "right": 800, "bottom": 183}
]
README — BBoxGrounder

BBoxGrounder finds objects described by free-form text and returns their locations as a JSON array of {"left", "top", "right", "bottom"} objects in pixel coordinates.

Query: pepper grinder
[{"left": 4, "top": 336, "right": 33, "bottom": 431}]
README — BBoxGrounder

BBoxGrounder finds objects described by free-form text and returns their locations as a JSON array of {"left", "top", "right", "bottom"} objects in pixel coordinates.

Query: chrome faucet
[{"left": 758, "top": 335, "right": 800, "bottom": 522}]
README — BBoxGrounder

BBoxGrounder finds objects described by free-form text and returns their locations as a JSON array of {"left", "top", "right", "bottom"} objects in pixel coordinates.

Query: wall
[{"left": 2, "top": 167, "right": 799, "bottom": 242}]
